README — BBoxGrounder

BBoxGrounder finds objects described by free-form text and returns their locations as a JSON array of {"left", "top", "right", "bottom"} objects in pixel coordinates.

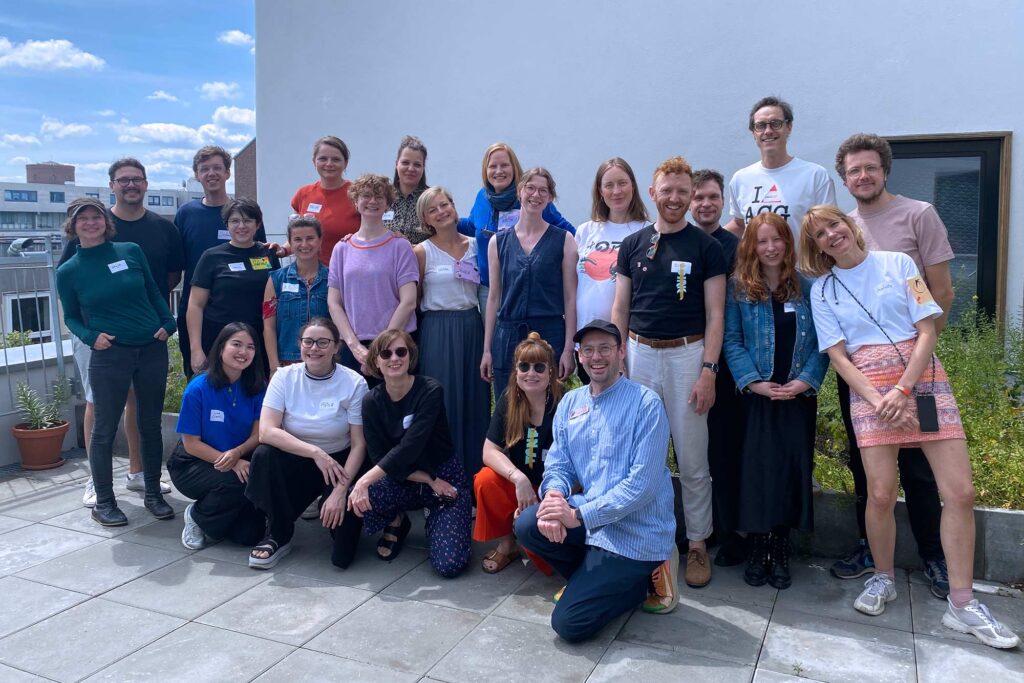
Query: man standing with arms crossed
[{"left": 831, "top": 133, "right": 954, "bottom": 599}]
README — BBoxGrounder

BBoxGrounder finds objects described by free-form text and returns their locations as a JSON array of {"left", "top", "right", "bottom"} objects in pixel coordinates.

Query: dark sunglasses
[
  {"left": 379, "top": 347, "right": 409, "bottom": 360},
  {"left": 646, "top": 231, "right": 661, "bottom": 260},
  {"left": 517, "top": 361, "right": 548, "bottom": 373}
]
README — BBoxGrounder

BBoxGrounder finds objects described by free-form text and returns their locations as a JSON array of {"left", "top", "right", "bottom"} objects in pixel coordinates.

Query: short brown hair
[
  {"left": 835, "top": 133, "right": 893, "bottom": 180},
  {"left": 691, "top": 168, "right": 725, "bottom": 193},
  {"left": 347, "top": 173, "right": 396, "bottom": 206},
  {"left": 192, "top": 145, "right": 232, "bottom": 173},
  {"left": 748, "top": 95, "right": 793, "bottom": 131},
  {"left": 798, "top": 205, "right": 868, "bottom": 276},
  {"left": 63, "top": 197, "right": 115, "bottom": 240},
  {"left": 365, "top": 329, "right": 418, "bottom": 378},
  {"left": 518, "top": 167, "right": 557, "bottom": 202},
  {"left": 287, "top": 215, "right": 322, "bottom": 239},
  {"left": 652, "top": 156, "right": 693, "bottom": 184},
  {"left": 415, "top": 186, "right": 456, "bottom": 236},
  {"left": 480, "top": 142, "right": 524, "bottom": 189},
  {"left": 108, "top": 157, "right": 146, "bottom": 181},
  {"left": 312, "top": 135, "right": 350, "bottom": 163}
]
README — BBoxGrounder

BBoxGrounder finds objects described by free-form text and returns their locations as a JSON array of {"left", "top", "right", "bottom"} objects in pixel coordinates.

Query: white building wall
[{"left": 255, "top": 0, "right": 1024, "bottom": 319}]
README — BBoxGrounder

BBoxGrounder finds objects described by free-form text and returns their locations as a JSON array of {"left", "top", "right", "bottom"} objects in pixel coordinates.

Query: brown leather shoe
[{"left": 685, "top": 546, "right": 711, "bottom": 588}]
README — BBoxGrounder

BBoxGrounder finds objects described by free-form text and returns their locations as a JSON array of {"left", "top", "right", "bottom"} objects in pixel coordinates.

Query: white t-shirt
[
  {"left": 262, "top": 363, "right": 367, "bottom": 453},
  {"left": 575, "top": 219, "right": 646, "bottom": 329},
  {"left": 420, "top": 238, "right": 479, "bottom": 312},
  {"left": 810, "top": 251, "right": 943, "bottom": 354},
  {"left": 728, "top": 156, "right": 836, "bottom": 245}
]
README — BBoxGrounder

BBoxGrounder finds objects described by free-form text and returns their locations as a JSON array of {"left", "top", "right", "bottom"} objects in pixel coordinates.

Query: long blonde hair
[{"left": 504, "top": 332, "right": 563, "bottom": 448}]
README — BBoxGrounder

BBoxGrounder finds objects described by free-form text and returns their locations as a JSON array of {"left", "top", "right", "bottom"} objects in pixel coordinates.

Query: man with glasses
[
  {"left": 611, "top": 156, "right": 727, "bottom": 594},
  {"left": 724, "top": 95, "right": 835, "bottom": 240},
  {"left": 59, "top": 158, "right": 181, "bottom": 506},
  {"left": 514, "top": 319, "right": 676, "bottom": 640},
  {"left": 830, "top": 133, "right": 954, "bottom": 599}
]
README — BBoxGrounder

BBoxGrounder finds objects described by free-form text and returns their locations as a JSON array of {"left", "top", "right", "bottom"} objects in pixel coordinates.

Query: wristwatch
[
  {"left": 702, "top": 361, "right": 719, "bottom": 374},
  {"left": 573, "top": 507, "right": 583, "bottom": 524}
]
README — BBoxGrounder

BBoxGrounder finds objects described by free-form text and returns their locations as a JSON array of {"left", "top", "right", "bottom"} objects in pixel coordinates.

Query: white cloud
[
  {"left": 94, "top": 109, "right": 116, "bottom": 117},
  {"left": 7, "top": 156, "right": 31, "bottom": 164},
  {"left": 217, "top": 30, "right": 254, "bottom": 47},
  {"left": 146, "top": 90, "right": 178, "bottom": 102},
  {"left": 40, "top": 117, "right": 93, "bottom": 139},
  {"left": 116, "top": 121, "right": 204, "bottom": 146},
  {"left": 148, "top": 148, "right": 195, "bottom": 163},
  {"left": 212, "top": 106, "right": 255, "bottom": 128},
  {"left": 0, "top": 133, "right": 41, "bottom": 147},
  {"left": 199, "top": 81, "right": 240, "bottom": 100},
  {"left": 79, "top": 162, "right": 110, "bottom": 172},
  {"left": 0, "top": 37, "right": 105, "bottom": 71}
]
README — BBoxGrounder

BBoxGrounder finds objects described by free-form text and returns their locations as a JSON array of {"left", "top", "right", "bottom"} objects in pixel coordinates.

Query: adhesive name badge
[
  {"left": 454, "top": 259, "right": 480, "bottom": 284},
  {"left": 783, "top": 302, "right": 796, "bottom": 314},
  {"left": 249, "top": 257, "right": 272, "bottom": 270},
  {"left": 569, "top": 404, "right": 590, "bottom": 420},
  {"left": 217, "top": 229, "right": 231, "bottom": 241},
  {"left": 432, "top": 264, "right": 454, "bottom": 275},
  {"left": 209, "top": 409, "right": 225, "bottom": 423},
  {"left": 107, "top": 260, "right": 128, "bottom": 274},
  {"left": 907, "top": 276, "right": 935, "bottom": 305},
  {"left": 306, "top": 203, "right": 322, "bottom": 214},
  {"left": 874, "top": 278, "right": 896, "bottom": 294},
  {"left": 540, "top": 449, "right": 549, "bottom": 462},
  {"left": 281, "top": 282, "right": 300, "bottom": 293},
  {"left": 670, "top": 260, "right": 692, "bottom": 275},
  {"left": 402, "top": 414, "right": 414, "bottom": 429},
  {"left": 382, "top": 210, "right": 396, "bottom": 221},
  {"left": 318, "top": 398, "right": 337, "bottom": 412},
  {"left": 228, "top": 262, "right": 246, "bottom": 272},
  {"left": 497, "top": 209, "right": 520, "bottom": 232}
]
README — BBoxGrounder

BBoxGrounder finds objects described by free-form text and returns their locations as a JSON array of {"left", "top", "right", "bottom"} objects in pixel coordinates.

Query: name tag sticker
[
  {"left": 382, "top": 210, "right": 395, "bottom": 221},
  {"left": 874, "top": 278, "right": 895, "bottom": 295},
  {"left": 217, "top": 229, "right": 231, "bottom": 241},
  {"left": 497, "top": 210, "right": 520, "bottom": 232},
  {"left": 228, "top": 262, "right": 246, "bottom": 272},
  {"left": 670, "top": 260, "right": 692, "bottom": 274},
  {"left": 454, "top": 260, "right": 480, "bottom": 284},
  {"left": 107, "top": 260, "right": 128, "bottom": 274},
  {"left": 249, "top": 257, "right": 271, "bottom": 270},
  {"left": 432, "top": 264, "right": 454, "bottom": 275},
  {"left": 569, "top": 404, "right": 590, "bottom": 420},
  {"left": 402, "top": 414, "right": 414, "bottom": 429},
  {"left": 209, "top": 409, "right": 225, "bottom": 423},
  {"left": 281, "top": 282, "right": 300, "bottom": 293},
  {"left": 318, "top": 399, "right": 337, "bottom": 412},
  {"left": 306, "top": 203, "right": 322, "bottom": 214},
  {"left": 907, "top": 276, "right": 934, "bottom": 305},
  {"left": 783, "top": 302, "right": 796, "bottom": 314},
  {"left": 541, "top": 449, "right": 549, "bottom": 462}
]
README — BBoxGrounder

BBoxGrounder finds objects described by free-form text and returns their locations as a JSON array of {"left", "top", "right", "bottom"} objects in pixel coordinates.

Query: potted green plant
[{"left": 11, "top": 378, "right": 71, "bottom": 470}]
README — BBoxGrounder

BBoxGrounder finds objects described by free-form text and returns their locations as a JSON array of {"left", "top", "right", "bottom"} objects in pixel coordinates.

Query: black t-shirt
[
  {"left": 486, "top": 392, "right": 555, "bottom": 488},
  {"left": 191, "top": 242, "right": 280, "bottom": 326},
  {"left": 60, "top": 209, "right": 184, "bottom": 302},
  {"left": 710, "top": 226, "right": 739, "bottom": 275},
  {"left": 616, "top": 223, "right": 727, "bottom": 339}
]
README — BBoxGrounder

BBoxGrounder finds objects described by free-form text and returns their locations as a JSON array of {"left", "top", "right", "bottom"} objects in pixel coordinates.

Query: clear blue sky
[{"left": 0, "top": 0, "right": 254, "bottom": 189}]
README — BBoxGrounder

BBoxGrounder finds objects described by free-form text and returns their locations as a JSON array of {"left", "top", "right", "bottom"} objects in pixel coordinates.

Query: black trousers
[
  {"left": 245, "top": 444, "right": 364, "bottom": 568},
  {"left": 707, "top": 359, "right": 744, "bottom": 536},
  {"left": 167, "top": 441, "right": 265, "bottom": 545},
  {"left": 837, "top": 376, "right": 944, "bottom": 562}
]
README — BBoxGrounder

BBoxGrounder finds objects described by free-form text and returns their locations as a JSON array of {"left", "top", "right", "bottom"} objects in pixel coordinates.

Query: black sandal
[
  {"left": 376, "top": 513, "right": 411, "bottom": 561},
  {"left": 249, "top": 536, "right": 291, "bottom": 570}
]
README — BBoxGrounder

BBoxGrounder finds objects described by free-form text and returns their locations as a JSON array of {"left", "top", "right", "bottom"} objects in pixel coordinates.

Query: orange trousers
[{"left": 473, "top": 466, "right": 553, "bottom": 576}]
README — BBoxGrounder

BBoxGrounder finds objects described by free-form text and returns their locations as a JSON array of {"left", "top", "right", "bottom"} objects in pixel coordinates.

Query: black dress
[{"left": 736, "top": 297, "right": 816, "bottom": 533}]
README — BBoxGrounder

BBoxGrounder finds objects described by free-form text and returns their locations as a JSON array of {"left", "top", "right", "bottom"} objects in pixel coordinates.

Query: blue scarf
[{"left": 485, "top": 184, "right": 519, "bottom": 227}]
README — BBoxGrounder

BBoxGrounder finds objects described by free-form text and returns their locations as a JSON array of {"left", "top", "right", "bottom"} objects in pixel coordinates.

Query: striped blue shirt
[{"left": 540, "top": 376, "right": 675, "bottom": 562}]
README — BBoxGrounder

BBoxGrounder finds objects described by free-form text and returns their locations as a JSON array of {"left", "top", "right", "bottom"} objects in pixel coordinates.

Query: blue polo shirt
[{"left": 176, "top": 372, "right": 264, "bottom": 453}]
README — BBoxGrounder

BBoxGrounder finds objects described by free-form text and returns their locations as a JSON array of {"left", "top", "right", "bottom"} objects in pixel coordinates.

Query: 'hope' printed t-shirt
[{"left": 575, "top": 219, "right": 646, "bottom": 330}]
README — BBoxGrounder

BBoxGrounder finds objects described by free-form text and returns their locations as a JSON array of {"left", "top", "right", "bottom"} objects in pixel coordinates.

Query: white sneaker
[
  {"left": 82, "top": 478, "right": 97, "bottom": 508},
  {"left": 125, "top": 472, "right": 171, "bottom": 494},
  {"left": 181, "top": 503, "right": 207, "bottom": 550},
  {"left": 942, "top": 599, "right": 1021, "bottom": 649},
  {"left": 854, "top": 573, "right": 897, "bottom": 616}
]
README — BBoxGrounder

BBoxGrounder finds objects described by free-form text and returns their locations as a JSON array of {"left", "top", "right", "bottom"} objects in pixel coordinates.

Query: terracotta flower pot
[{"left": 11, "top": 421, "right": 69, "bottom": 471}]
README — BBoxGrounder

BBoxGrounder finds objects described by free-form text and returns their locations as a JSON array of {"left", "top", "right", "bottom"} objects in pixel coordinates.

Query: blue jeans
[
  {"left": 88, "top": 341, "right": 169, "bottom": 505},
  {"left": 515, "top": 505, "right": 659, "bottom": 642}
]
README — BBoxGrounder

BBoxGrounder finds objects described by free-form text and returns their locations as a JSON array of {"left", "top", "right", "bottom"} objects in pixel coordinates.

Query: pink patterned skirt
[{"left": 848, "top": 339, "right": 965, "bottom": 448}]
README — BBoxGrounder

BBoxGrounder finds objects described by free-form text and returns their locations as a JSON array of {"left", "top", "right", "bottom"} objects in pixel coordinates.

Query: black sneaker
[
  {"left": 92, "top": 502, "right": 128, "bottom": 527},
  {"left": 830, "top": 539, "right": 874, "bottom": 579},
  {"left": 144, "top": 494, "right": 175, "bottom": 520},
  {"left": 924, "top": 558, "right": 950, "bottom": 599}
]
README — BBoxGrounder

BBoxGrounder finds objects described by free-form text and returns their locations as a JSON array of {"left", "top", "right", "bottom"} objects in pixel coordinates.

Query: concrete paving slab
[
  {"left": 0, "top": 575, "right": 89, "bottom": 639},
  {"left": 20, "top": 458, "right": 92, "bottom": 486},
  {"left": 0, "top": 514, "right": 31, "bottom": 535},
  {"left": 117, "top": 518, "right": 199, "bottom": 554},
  {"left": 40, "top": 502, "right": 162, "bottom": 539},
  {"left": 618, "top": 593, "right": 770, "bottom": 665},
  {"left": 588, "top": 641, "right": 753, "bottom": 682},
  {"left": 306, "top": 595, "right": 481, "bottom": 675},
  {"left": 0, "top": 484, "right": 89, "bottom": 522},
  {"left": 0, "top": 523, "right": 100, "bottom": 577},
  {"left": 253, "top": 648, "right": 419, "bottom": 683},
  {"left": 0, "top": 597, "right": 183, "bottom": 682},
  {"left": 909, "top": 580, "right": 1024, "bottom": 646},
  {"left": 429, "top": 614, "right": 608, "bottom": 683},
  {"left": 752, "top": 668, "right": 829, "bottom": 682},
  {"left": 82, "top": 622, "right": 293, "bottom": 683},
  {"left": 915, "top": 632, "right": 1024, "bottom": 680},
  {"left": 197, "top": 572, "right": 373, "bottom": 646},
  {"left": 759, "top": 606, "right": 916, "bottom": 683},
  {"left": 776, "top": 559, "right": 913, "bottom": 632},
  {"left": 0, "top": 663, "right": 54, "bottom": 682},
  {"left": 102, "top": 556, "right": 271, "bottom": 619},
  {"left": 684, "top": 555, "right": 779, "bottom": 608},
  {"left": 492, "top": 569, "right": 566, "bottom": 626},
  {"left": 383, "top": 544, "right": 533, "bottom": 613},
  {"left": 0, "top": 474, "right": 63, "bottom": 503},
  {"left": 16, "top": 537, "right": 185, "bottom": 595}
]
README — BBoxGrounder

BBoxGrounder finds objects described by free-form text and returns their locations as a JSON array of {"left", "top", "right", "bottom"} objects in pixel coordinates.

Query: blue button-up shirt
[{"left": 540, "top": 376, "right": 675, "bottom": 562}]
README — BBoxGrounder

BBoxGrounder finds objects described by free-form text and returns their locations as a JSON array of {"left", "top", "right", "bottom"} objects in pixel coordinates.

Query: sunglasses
[
  {"left": 517, "top": 361, "right": 548, "bottom": 374},
  {"left": 379, "top": 347, "right": 409, "bottom": 360},
  {"left": 646, "top": 231, "right": 661, "bottom": 260}
]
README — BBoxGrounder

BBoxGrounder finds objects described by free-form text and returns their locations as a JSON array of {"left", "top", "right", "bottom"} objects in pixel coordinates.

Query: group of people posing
[{"left": 53, "top": 94, "right": 1018, "bottom": 649}]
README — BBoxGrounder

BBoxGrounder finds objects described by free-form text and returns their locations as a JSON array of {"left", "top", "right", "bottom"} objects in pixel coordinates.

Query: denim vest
[
  {"left": 271, "top": 262, "right": 329, "bottom": 361},
  {"left": 723, "top": 274, "right": 829, "bottom": 394}
]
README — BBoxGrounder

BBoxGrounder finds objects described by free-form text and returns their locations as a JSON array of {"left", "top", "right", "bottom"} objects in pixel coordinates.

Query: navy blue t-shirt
[{"left": 175, "top": 372, "right": 264, "bottom": 453}]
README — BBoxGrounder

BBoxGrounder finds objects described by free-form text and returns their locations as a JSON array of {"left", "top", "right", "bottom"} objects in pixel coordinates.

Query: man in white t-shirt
[
  {"left": 829, "top": 132, "right": 955, "bottom": 600},
  {"left": 724, "top": 95, "right": 836, "bottom": 241}
]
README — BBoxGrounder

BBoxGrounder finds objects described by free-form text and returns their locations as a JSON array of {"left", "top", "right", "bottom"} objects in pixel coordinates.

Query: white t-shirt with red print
[{"left": 574, "top": 219, "right": 646, "bottom": 330}]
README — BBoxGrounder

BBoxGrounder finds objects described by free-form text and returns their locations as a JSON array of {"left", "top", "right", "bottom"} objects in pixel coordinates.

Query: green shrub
[
  {"left": 164, "top": 335, "right": 187, "bottom": 413},
  {"left": 0, "top": 330, "right": 33, "bottom": 348}
]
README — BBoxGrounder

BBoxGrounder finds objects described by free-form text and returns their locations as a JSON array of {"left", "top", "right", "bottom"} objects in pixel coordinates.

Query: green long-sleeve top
[{"left": 57, "top": 240, "right": 176, "bottom": 347}]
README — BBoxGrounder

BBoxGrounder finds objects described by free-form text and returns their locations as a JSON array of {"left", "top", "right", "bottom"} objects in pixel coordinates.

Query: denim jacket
[
  {"left": 271, "top": 262, "right": 329, "bottom": 361},
  {"left": 724, "top": 274, "right": 828, "bottom": 394}
]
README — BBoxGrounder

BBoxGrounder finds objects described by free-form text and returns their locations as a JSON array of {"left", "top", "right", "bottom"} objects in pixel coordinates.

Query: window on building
[
  {"left": 50, "top": 192, "right": 65, "bottom": 203},
  {"left": 162, "top": 196, "right": 175, "bottom": 206},
  {"left": 3, "top": 292, "right": 53, "bottom": 342},
  {"left": 886, "top": 134, "right": 1009, "bottom": 322},
  {"left": 85, "top": 192, "right": 99, "bottom": 199},
  {"left": 4, "top": 190, "right": 38, "bottom": 202},
  {"left": 148, "top": 195, "right": 161, "bottom": 206}
]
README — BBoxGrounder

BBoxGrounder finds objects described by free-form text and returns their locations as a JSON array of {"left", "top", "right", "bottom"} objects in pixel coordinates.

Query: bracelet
[
  {"left": 894, "top": 384, "right": 911, "bottom": 397},
  {"left": 507, "top": 467, "right": 517, "bottom": 481}
]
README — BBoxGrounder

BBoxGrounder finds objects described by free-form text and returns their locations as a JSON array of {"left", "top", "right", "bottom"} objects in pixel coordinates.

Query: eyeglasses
[
  {"left": 579, "top": 344, "right": 617, "bottom": 358},
  {"left": 300, "top": 337, "right": 335, "bottom": 349},
  {"left": 114, "top": 177, "right": 146, "bottom": 187},
  {"left": 646, "top": 231, "right": 661, "bottom": 260},
  {"left": 516, "top": 361, "right": 548, "bottom": 373},
  {"left": 522, "top": 185, "right": 550, "bottom": 197},
  {"left": 752, "top": 119, "right": 787, "bottom": 133},
  {"left": 379, "top": 347, "right": 409, "bottom": 360},
  {"left": 227, "top": 218, "right": 258, "bottom": 227},
  {"left": 845, "top": 164, "right": 883, "bottom": 179}
]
